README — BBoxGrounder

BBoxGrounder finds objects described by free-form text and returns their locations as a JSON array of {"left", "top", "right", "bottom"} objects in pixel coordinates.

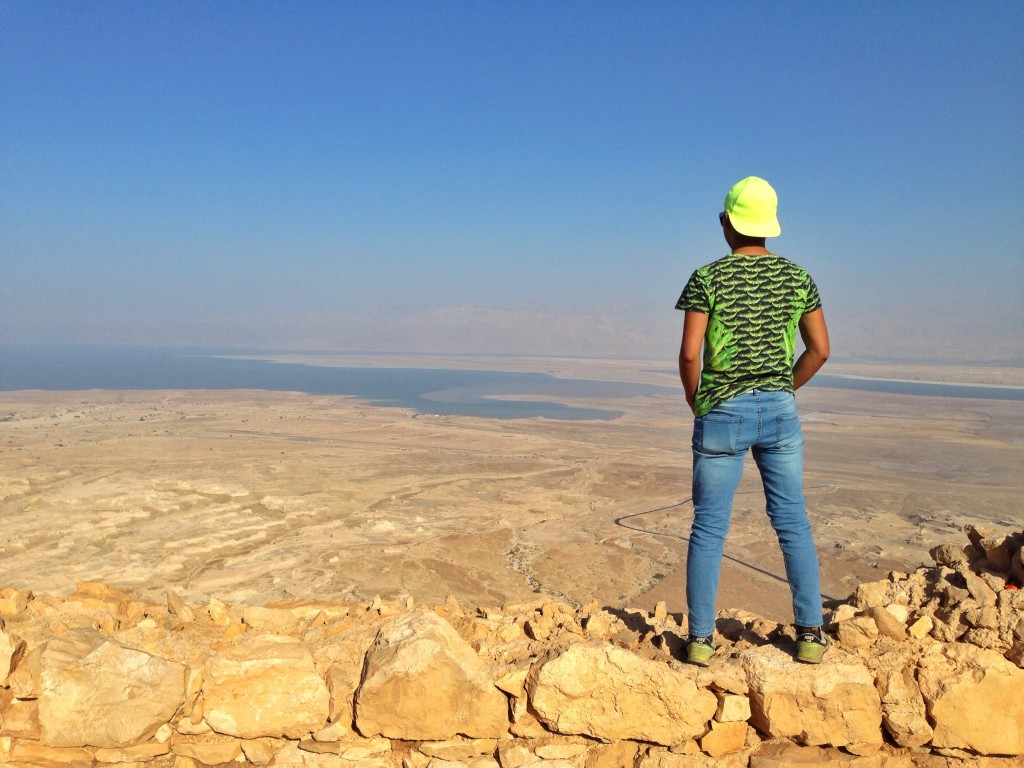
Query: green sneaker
[
  {"left": 684, "top": 635, "right": 715, "bottom": 667},
  {"left": 796, "top": 627, "right": 829, "bottom": 664}
]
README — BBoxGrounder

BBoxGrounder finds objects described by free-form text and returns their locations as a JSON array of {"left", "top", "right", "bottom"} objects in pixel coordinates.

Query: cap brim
[{"left": 729, "top": 217, "right": 781, "bottom": 238}]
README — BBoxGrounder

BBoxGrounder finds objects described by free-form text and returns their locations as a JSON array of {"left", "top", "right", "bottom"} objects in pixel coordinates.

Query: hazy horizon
[{"left": 2, "top": 4, "right": 1022, "bottom": 364}]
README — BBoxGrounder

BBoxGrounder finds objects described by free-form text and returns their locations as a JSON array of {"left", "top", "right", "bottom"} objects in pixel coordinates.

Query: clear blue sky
[{"left": 2, "top": 2, "right": 1021, "bottom": 362}]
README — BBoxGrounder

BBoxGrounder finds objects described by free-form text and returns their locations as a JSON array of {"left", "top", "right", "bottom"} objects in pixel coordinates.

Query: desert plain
[{"left": 0, "top": 355, "right": 1021, "bottom": 626}]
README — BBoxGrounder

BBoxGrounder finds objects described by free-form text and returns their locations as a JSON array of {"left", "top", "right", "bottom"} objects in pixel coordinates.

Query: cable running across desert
[{"left": 613, "top": 483, "right": 839, "bottom": 600}]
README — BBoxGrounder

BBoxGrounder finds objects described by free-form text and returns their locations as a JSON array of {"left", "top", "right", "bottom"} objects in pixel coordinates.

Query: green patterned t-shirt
[{"left": 675, "top": 253, "right": 822, "bottom": 417}]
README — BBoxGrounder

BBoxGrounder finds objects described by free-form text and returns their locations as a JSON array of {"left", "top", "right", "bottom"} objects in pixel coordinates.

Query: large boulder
[
  {"left": 740, "top": 647, "right": 882, "bottom": 748},
  {"left": 354, "top": 609, "right": 509, "bottom": 740},
  {"left": 918, "top": 644, "right": 1024, "bottom": 755},
  {"left": 37, "top": 628, "right": 185, "bottom": 748},
  {"left": 526, "top": 644, "right": 717, "bottom": 745},
  {"left": 202, "top": 633, "right": 330, "bottom": 738}
]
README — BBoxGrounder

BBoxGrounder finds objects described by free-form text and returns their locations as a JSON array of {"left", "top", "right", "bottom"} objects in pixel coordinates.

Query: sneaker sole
[
  {"left": 796, "top": 643, "right": 827, "bottom": 664},
  {"left": 685, "top": 647, "right": 715, "bottom": 667},
  {"left": 796, "top": 654, "right": 825, "bottom": 664}
]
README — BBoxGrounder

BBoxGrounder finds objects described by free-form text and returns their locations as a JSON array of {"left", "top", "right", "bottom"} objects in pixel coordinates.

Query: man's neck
[{"left": 731, "top": 246, "right": 772, "bottom": 256}]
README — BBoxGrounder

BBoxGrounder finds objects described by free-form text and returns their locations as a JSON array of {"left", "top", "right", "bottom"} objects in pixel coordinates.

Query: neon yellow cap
[{"left": 724, "top": 176, "right": 781, "bottom": 237}]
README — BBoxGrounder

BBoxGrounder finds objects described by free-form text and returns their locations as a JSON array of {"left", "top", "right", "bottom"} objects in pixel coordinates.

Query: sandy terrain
[{"left": 0, "top": 357, "right": 1020, "bottom": 626}]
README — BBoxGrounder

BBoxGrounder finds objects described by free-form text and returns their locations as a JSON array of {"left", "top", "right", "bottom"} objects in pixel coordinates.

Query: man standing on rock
[{"left": 675, "top": 176, "right": 831, "bottom": 665}]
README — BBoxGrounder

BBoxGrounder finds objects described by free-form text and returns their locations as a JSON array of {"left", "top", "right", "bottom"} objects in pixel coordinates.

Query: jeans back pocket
[
  {"left": 771, "top": 410, "right": 802, "bottom": 448},
  {"left": 694, "top": 414, "right": 743, "bottom": 455}
]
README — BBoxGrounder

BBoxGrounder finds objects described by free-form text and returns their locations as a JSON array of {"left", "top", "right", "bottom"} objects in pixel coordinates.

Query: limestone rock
[
  {"left": 534, "top": 742, "right": 587, "bottom": 760},
  {"left": 496, "top": 621, "right": 525, "bottom": 644},
  {"left": 312, "top": 718, "right": 355, "bottom": 742},
  {"left": 93, "top": 740, "right": 171, "bottom": 762},
  {"left": 960, "top": 569, "right": 998, "bottom": 607},
  {"left": 355, "top": 608, "right": 509, "bottom": 740},
  {"left": 270, "top": 740, "right": 380, "bottom": 767},
  {"left": 918, "top": 645, "right": 1024, "bottom": 755},
  {"left": 0, "top": 588, "right": 32, "bottom": 619},
  {"left": 700, "top": 720, "right": 748, "bottom": 757},
  {"left": 269, "top": 598, "right": 356, "bottom": 622},
  {"left": 827, "top": 604, "right": 859, "bottom": 626},
  {"left": 835, "top": 617, "right": 879, "bottom": 651},
  {"left": 309, "top": 617, "right": 381, "bottom": 686},
  {"left": 965, "top": 523, "right": 997, "bottom": 549},
  {"left": 496, "top": 742, "right": 532, "bottom": 768},
  {"left": 669, "top": 740, "right": 701, "bottom": 755},
  {"left": 716, "top": 693, "right": 752, "bottom": 723},
  {"left": 243, "top": 605, "right": 302, "bottom": 633},
  {"left": 705, "top": 658, "right": 749, "bottom": 695},
  {"left": 638, "top": 747, "right": 748, "bottom": 767},
  {"left": 882, "top": 603, "right": 910, "bottom": 624},
  {"left": 242, "top": 737, "right": 281, "bottom": 765},
  {"left": 8, "top": 741, "right": 95, "bottom": 768},
  {"left": 907, "top": 615, "right": 933, "bottom": 639},
  {"left": 0, "top": 690, "right": 40, "bottom": 739},
  {"left": 852, "top": 581, "right": 890, "bottom": 610},
  {"left": 979, "top": 536, "right": 1012, "bottom": 571},
  {"left": 202, "top": 633, "right": 330, "bottom": 738},
  {"left": 526, "top": 644, "right": 716, "bottom": 745},
  {"left": 495, "top": 667, "right": 529, "bottom": 699},
  {"left": 171, "top": 732, "right": 244, "bottom": 763},
  {"left": 524, "top": 616, "right": 553, "bottom": 641},
  {"left": 323, "top": 661, "right": 360, "bottom": 737},
  {"left": 1007, "top": 616, "right": 1024, "bottom": 667},
  {"left": 1012, "top": 545, "right": 1024, "bottom": 584},
  {"left": 166, "top": 590, "right": 195, "bottom": 623},
  {"left": 741, "top": 646, "right": 883, "bottom": 748},
  {"left": 419, "top": 739, "right": 500, "bottom": 761},
  {"left": 37, "top": 627, "right": 185, "bottom": 748},
  {"left": 865, "top": 607, "right": 906, "bottom": 640},
  {"left": 0, "top": 628, "right": 25, "bottom": 683},
  {"left": 299, "top": 735, "right": 393, "bottom": 760},
  {"left": 583, "top": 741, "right": 639, "bottom": 768},
  {"left": 581, "top": 611, "right": 616, "bottom": 638},
  {"left": 66, "top": 581, "right": 129, "bottom": 617},
  {"left": 345, "top": 740, "right": 401, "bottom": 764},
  {"left": 207, "top": 596, "right": 233, "bottom": 626},
  {"left": 930, "top": 543, "right": 967, "bottom": 567},
  {"left": 875, "top": 667, "right": 932, "bottom": 748},
  {"left": 313, "top": 667, "right": 358, "bottom": 745},
  {"left": 509, "top": 696, "right": 549, "bottom": 738},
  {"left": 749, "top": 741, "right": 884, "bottom": 767},
  {"left": 8, "top": 644, "right": 41, "bottom": 699}
]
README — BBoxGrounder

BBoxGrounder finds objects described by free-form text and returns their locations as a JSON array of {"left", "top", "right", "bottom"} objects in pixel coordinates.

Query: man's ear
[{"left": 720, "top": 214, "right": 735, "bottom": 244}]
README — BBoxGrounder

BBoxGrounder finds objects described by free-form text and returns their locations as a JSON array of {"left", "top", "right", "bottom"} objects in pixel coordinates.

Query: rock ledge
[{"left": 1, "top": 525, "right": 1022, "bottom": 767}]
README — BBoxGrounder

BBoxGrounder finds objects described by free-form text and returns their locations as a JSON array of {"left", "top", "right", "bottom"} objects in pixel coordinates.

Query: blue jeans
[{"left": 686, "top": 390, "right": 823, "bottom": 637}]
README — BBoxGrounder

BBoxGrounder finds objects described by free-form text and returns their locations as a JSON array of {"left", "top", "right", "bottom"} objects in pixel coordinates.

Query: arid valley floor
[{"left": 1, "top": 357, "right": 1021, "bottom": 625}]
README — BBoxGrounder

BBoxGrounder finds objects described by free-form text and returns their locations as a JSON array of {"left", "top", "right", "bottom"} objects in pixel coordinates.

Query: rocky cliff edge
[{"left": 1, "top": 524, "right": 1022, "bottom": 768}]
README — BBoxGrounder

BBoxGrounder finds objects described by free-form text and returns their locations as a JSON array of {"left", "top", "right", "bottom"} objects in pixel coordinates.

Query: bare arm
[
  {"left": 792, "top": 308, "right": 830, "bottom": 390},
  {"left": 679, "top": 311, "right": 708, "bottom": 413}
]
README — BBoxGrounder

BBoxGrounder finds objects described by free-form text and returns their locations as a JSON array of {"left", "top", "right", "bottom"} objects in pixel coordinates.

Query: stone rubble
[{"left": 0, "top": 525, "right": 1022, "bottom": 767}]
